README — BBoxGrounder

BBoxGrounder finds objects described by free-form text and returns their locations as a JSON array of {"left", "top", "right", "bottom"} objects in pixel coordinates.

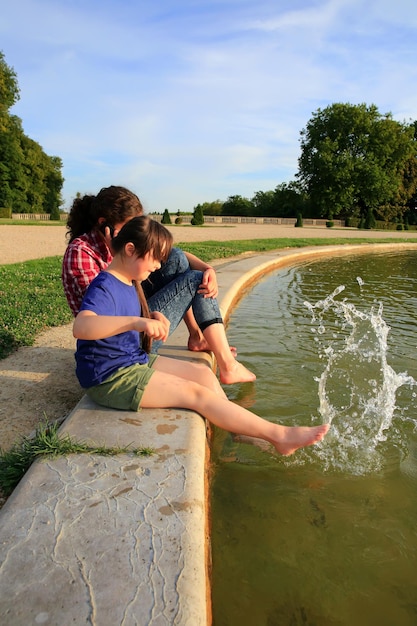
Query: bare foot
[
  {"left": 272, "top": 424, "right": 330, "bottom": 456},
  {"left": 188, "top": 335, "right": 237, "bottom": 357},
  {"left": 219, "top": 360, "right": 256, "bottom": 385},
  {"left": 271, "top": 424, "right": 330, "bottom": 456}
]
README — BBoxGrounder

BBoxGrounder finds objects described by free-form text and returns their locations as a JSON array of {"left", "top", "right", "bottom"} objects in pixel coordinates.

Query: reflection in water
[{"left": 211, "top": 250, "right": 417, "bottom": 626}]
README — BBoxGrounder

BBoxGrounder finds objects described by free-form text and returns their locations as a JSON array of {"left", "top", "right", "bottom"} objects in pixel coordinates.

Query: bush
[
  {"left": 0, "top": 207, "right": 11, "bottom": 218},
  {"left": 295, "top": 213, "right": 303, "bottom": 228},
  {"left": 326, "top": 220, "right": 334, "bottom": 228},
  {"left": 161, "top": 209, "right": 172, "bottom": 225},
  {"left": 364, "top": 209, "right": 376, "bottom": 230},
  {"left": 191, "top": 205, "right": 204, "bottom": 226},
  {"left": 175, "top": 217, "right": 183, "bottom": 224}
]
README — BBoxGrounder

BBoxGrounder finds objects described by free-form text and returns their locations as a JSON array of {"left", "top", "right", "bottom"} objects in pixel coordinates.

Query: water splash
[{"left": 304, "top": 286, "right": 416, "bottom": 474}]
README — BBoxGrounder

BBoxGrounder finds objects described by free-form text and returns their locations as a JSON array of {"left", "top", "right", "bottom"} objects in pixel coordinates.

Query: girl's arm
[
  {"left": 73, "top": 310, "right": 169, "bottom": 341},
  {"left": 183, "top": 251, "right": 218, "bottom": 298}
]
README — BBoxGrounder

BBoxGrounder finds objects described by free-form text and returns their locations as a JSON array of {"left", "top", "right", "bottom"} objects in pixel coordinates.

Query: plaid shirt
[{"left": 62, "top": 230, "right": 113, "bottom": 316}]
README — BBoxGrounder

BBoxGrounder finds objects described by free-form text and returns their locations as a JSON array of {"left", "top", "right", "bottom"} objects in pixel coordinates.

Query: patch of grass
[
  {"left": 0, "top": 219, "right": 64, "bottom": 226},
  {"left": 0, "top": 420, "right": 153, "bottom": 496},
  {"left": 177, "top": 236, "right": 417, "bottom": 263},
  {"left": 0, "top": 256, "right": 72, "bottom": 359}
]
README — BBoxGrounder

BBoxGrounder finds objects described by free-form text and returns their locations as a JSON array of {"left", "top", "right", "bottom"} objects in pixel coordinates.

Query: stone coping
[{"left": 0, "top": 242, "right": 416, "bottom": 625}]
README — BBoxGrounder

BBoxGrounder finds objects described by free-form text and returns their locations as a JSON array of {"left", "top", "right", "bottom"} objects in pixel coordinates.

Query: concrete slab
[{"left": 0, "top": 397, "right": 210, "bottom": 625}]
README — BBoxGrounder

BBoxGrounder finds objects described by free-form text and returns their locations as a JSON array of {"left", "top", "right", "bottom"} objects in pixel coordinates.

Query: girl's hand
[
  {"left": 145, "top": 311, "right": 170, "bottom": 341},
  {"left": 198, "top": 267, "right": 218, "bottom": 298}
]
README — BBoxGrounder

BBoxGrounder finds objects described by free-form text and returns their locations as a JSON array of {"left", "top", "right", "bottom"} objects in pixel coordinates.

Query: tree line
[
  {"left": 0, "top": 52, "right": 64, "bottom": 217},
  {"left": 195, "top": 104, "right": 417, "bottom": 228}
]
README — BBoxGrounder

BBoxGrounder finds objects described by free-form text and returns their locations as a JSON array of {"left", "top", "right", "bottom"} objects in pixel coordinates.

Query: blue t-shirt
[{"left": 75, "top": 271, "right": 149, "bottom": 388}]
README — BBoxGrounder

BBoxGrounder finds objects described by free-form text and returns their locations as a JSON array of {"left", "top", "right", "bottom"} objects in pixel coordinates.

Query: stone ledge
[
  {"left": 0, "top": 387, "right": 211, "bottom": 626},
  {"left": 0, "top": 319, "right": 213, "bottom": 626}
]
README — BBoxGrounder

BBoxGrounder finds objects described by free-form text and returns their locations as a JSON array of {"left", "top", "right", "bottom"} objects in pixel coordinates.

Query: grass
[
  {"left": 0, "top": 256, "right": 73, "bottom": 359},
  {"left": 0, "top": 219, "right": 65, "bottom": 226},
  {"left": 178, "top": 236, "right": 417, "bottom": 263},
  {"left": 0, "top": 420, "right": 153, "bottom": 496}
]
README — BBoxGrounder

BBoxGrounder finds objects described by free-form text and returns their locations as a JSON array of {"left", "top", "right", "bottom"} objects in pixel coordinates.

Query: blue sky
[{"left": 2, "top": 0, "right": 417, "bottom": 212}]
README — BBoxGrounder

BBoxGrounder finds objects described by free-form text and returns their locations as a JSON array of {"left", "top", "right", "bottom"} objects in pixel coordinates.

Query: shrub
[
  {"left": 161, "top": 209, "right": 172, "bottom": 224},
  {"left": 191, "top": 204, "right": 204, "bottom": 226},
  {"left": 295, "top": 213, "right": 303, "bottom": 228}
]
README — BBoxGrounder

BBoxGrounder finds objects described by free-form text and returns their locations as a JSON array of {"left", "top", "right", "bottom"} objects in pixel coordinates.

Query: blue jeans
[{"left": 142, "top": 247, "right": 223, "bottom": 353}]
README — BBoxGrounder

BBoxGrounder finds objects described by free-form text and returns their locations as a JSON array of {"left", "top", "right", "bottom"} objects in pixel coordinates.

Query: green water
[{"left": 210, "top": 250, "right": 417, "bottom": 626}]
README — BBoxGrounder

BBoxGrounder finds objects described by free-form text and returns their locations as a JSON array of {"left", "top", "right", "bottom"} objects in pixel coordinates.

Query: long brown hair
[
  {"left": 112, "top": 216, "right": 174, "bottom": 353},
  {"left": 66, "top": 186, "right": 143, "bottom": 242}
]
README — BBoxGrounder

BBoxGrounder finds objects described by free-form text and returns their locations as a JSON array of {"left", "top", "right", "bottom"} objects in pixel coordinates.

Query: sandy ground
[
  {"left": 2, "top": 222, "right": 417, "bottom": 265},
  {"left": 1, "top": 221, "right": 417, "bottom": 506}
]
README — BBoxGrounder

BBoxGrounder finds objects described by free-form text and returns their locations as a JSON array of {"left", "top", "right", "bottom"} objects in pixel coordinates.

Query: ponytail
[{"left": 66, "top": 186, "right": 143, "bottom": 242}]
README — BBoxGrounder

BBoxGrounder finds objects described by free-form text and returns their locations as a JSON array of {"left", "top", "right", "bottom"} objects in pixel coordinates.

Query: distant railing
[
  {"left": 11, "top": 213, "right": 345, "bottom": 227},
  {"left": 11, "top": 213, "right": 68, "bottom": 221},
  {"left": 12, "top": 213, "right": 51, "bottom": 220},
  {"left": 152, "top": 215, "right": 345, "bottom": 227}
]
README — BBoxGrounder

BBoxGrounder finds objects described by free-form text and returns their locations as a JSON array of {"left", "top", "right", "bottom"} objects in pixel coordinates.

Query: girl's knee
[{"left": 168, "top": 247, "right": 189, "bottom": 274}]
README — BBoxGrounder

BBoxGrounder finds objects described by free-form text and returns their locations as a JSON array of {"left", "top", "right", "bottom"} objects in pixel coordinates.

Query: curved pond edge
[{"left": 0, "top": 243, "right": 416, "bottom": 625}]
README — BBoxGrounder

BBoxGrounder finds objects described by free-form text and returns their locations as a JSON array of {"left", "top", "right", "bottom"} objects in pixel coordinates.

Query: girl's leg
[
  {"left": 143, "top": 248, "right": 223, "bottom": 353},
  {"left": 141, "top": 366, "right": 329, "bottom": 456},
  {"left": 202, "top": 323, "right": 256, "bottom": 385},
  {"left": 146, "top": 270, "right": 255, "bottom": 384},
  {"left": 143, "top": 247, "right": 237, "bottom": 357},
  {"left": 153, "top": 355, "right": 227, "bottom": 398}
]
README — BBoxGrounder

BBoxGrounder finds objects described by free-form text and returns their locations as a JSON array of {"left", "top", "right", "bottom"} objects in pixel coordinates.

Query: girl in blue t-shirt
[{"left": 74, "top": 216, "right": 329, "bottom": 456}]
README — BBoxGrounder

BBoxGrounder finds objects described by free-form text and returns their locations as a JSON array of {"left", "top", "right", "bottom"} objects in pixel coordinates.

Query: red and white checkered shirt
[{"left": 62, "top": 230, "right": 113, "bottom": 316}]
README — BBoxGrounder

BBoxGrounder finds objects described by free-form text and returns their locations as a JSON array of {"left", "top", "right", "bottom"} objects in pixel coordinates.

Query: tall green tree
[
  {"left": 221, "top": 195, "right": 254, "bottom": 217},
  {"left": 198, "top": 200, "right": 223, "bottom": 216},
  {"left": 0, "top": 51, "right": 64, "bottom": 214},
  {"left": 0, "top": 51, "right": 19, "bottom": 115},
  {"left": 251, "top": 190, "right": 275, "bottom": 216},
  {"left": 297, "top": 103, "right": 416, "bottom": 223},
  {"left": 273, "top": 182, "right": 310, "bottom": 218}
]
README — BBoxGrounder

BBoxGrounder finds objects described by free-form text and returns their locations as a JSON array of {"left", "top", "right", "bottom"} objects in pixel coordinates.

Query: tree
[
  {"left": 0, "top": 51, "right": 20, "bottom": 114},
  {"left": 221, "top": 195, "right": 254, "bottom": 216},
  {"left": 198, "top": 200, "right": 223, "bottom": 216},
  {"left": 161, "top": 209, "right": 171, "bottom": 224},
  {"left": 44, "top": 156, "right": 64, "bottom": 218},
  {"left": 297, "top": 103, "right": 417, "bottom": 224},
  {"left": 191, "top": 204, "right": 204, "bottom": 225},
  {"left": 0, "top": 51, "right": 64, "bottom": 213},
  {"left": 273, "top": 182, "right": 310, "bottom": 218},
  {"left": 251, "top": 190, "right": 275, "bottom": 217}
]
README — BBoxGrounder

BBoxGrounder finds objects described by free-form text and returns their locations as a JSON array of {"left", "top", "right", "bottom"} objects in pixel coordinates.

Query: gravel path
[{"left": 2, "top": 222, "right": 417, "bottom": 265}]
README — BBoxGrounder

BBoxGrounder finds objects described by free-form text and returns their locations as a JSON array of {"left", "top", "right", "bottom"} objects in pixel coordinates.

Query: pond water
[{"left": 210, "top": 249, "right": 417, "bottom": 626}]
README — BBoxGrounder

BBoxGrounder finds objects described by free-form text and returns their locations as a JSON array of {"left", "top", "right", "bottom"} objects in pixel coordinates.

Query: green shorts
[{"left": 86, "top": 355, "right": 158, "bottom": 411}]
